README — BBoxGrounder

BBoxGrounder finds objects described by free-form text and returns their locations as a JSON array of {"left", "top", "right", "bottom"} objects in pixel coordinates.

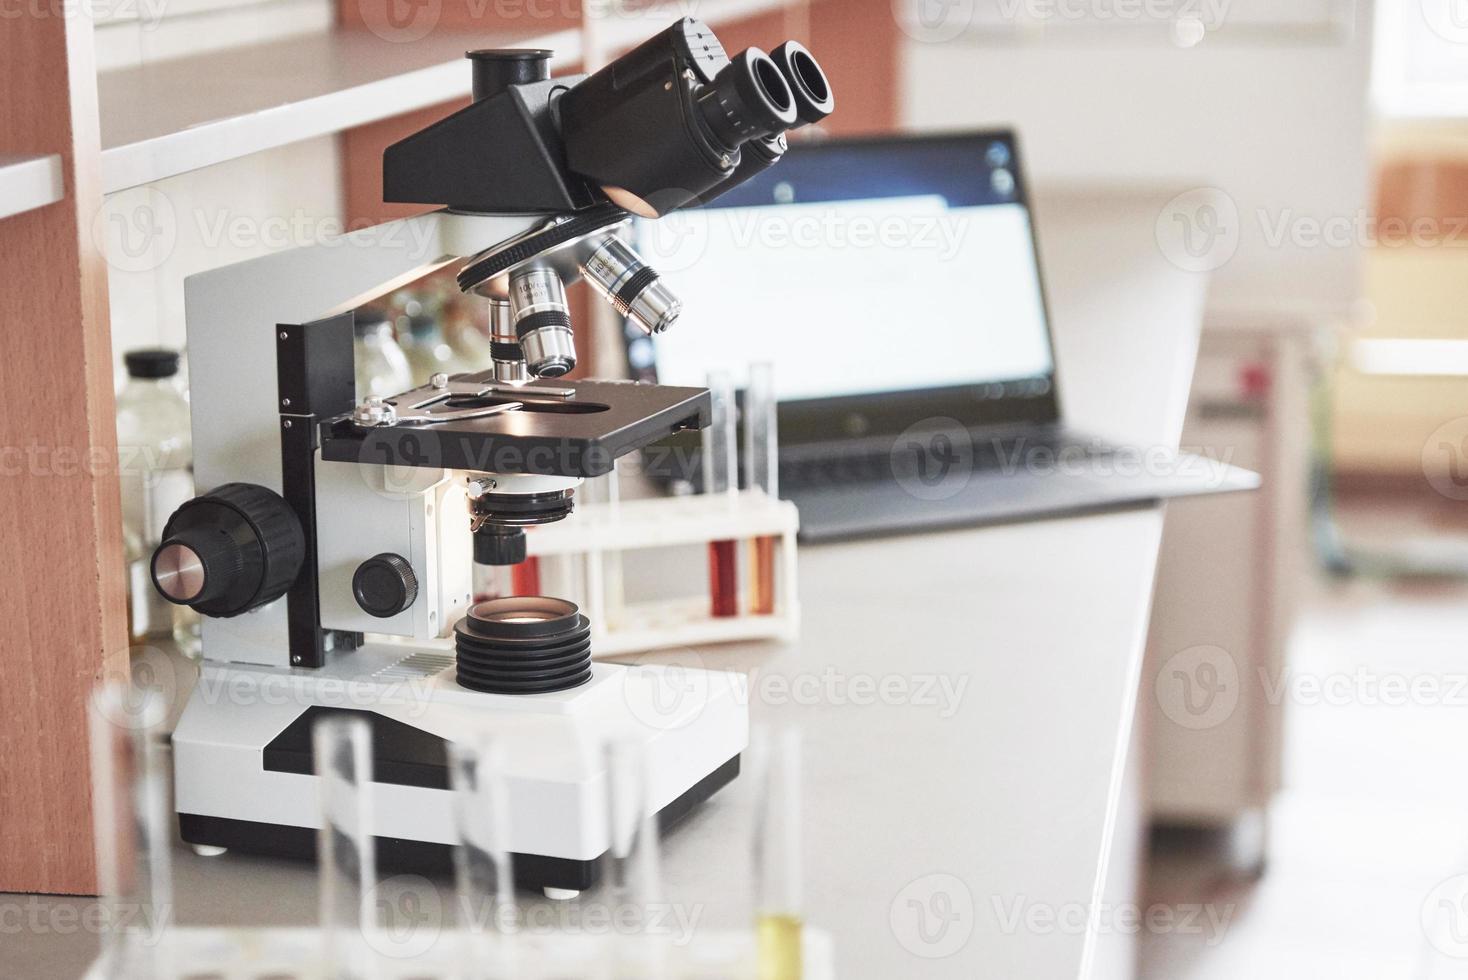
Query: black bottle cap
[
  {"left": 124, "top": 348, "right": 181, "bottom": 379},
  {"left": 466, "top": 49, "right": 553, "bottom": 102},
  {"left": 354, "top": 308, "right": 393, "bottom": 337}
]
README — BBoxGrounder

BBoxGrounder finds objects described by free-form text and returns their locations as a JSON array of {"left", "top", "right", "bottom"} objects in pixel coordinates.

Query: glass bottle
[
  {"left": 116, "top": 349, "right": 193, "bottom": 643},
  {"left": 354, "top": 310, "right": 413, "bottom": 399},
  {"left": 442, "top": 292, "right": 497, "bottom": 372},
  {"left": 401, "top": 312, "right": 467, "bottom": 385}
]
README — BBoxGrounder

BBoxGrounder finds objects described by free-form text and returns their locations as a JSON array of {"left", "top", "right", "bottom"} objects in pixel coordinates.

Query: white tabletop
[
  {"left": 0, "top": 184, "right": 1206, "bottom": 980},
  {"left": 611, "top": 184, "right": 1208, "bottom": 978}
]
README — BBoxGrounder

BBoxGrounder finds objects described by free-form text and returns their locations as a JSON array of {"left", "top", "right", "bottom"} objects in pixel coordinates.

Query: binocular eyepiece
[
  {"left": 429, "top": 18, "right": 836, "bottom": 382},
  {"left": 559, "top": 18, "right": 835, "bottom": 217}
]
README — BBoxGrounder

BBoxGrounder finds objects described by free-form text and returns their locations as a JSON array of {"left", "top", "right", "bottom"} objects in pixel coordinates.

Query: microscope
[{"left": 149, "top": 19, "right": 833, "bottom": 895}]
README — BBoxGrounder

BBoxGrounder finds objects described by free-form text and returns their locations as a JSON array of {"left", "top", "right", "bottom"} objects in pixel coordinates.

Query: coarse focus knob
[
  {"left": 152, "top": 483, "right": 305, "bottom": 618},
  {"left": 352, "top": 553, "right": 418, "bottom": 618}
]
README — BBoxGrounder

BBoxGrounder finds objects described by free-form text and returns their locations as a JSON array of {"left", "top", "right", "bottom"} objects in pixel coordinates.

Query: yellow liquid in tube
[{"left": 757, "top": 913, "right": 803, "bottom": 980}]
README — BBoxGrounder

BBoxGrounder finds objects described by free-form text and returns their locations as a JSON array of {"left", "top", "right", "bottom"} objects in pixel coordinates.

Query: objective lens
[
  {"left": 580, "top": 237, "right": 682, "bottom": 335},
  {"left": 507, "top": 266, "right": 576, "bottom": 378},
  {"left": 696, "top": 47, "right": 798, "bottom": 149},
  {"left": 486, "top": 296, "right": 528, "bottom": 384},
  {"left": 770, "top": 41, "right": 834, "bottom": 126}
]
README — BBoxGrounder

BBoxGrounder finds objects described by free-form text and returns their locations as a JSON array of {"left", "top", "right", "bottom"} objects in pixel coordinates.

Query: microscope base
[{"left": 172, "top": 643, "right": 747, "bottom": 891}]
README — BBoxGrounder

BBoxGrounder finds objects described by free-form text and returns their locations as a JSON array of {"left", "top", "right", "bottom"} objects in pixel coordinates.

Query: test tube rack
[
  {"left": 85, "top": 682, "right": 828, "bottom": 980},
  {"left": 82, "top": 925, "right": 836, "bottom": 979},
  {"left": 525, "top": 488, "right": 801, "bottom": 657}
]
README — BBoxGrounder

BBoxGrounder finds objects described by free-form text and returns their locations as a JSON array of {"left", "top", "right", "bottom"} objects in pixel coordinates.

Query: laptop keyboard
[{"left": 781, "top": 430, "right": 1116, "bottom": 491}]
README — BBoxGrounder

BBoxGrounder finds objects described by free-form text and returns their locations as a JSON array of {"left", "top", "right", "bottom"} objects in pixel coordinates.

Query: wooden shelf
[
  {"left": 97, "top": 0, "right": 792, "bottom": 193},
  {"left": 0, "top": 154, "right": 63, "bottom": 219},
  {"left": 98, "top": 27, "right": 574, "bottom": 193}
]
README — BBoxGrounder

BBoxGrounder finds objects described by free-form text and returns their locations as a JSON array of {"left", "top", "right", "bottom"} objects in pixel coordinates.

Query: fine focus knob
[
  {"left": 353, "top": 553, "right": 418, "bottom": 618},
  {"left": 152, "top": 483, "right": 305, "bottom": 618}
]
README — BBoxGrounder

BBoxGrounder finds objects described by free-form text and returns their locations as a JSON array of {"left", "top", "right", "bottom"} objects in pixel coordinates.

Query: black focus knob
[
  {"left": 353, "top": 553, "right": 418, "bottom": 618},
  {"left": 152, "top": 483, "right": 305, "bottom": 618}
]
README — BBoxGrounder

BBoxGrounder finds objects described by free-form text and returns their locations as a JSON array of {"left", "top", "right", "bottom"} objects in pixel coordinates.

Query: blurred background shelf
[
  {"left": 97, "top": 0, "right": 793, "bottom": 194},
  {"left": 97, "top": 27, "right": 575, "bottom": 194}
]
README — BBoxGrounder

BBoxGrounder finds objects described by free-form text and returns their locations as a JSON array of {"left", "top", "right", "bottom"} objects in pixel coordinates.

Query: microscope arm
[{"left": 184, "top": 209, "right": 541, "bottom": 495}]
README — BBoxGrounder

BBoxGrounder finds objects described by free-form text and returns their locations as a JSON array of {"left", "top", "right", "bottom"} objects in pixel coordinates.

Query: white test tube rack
[
  {"left": 524, "top": 487, "right": 801, "bottom": 657},
  {"left": 84, "top": 680, "right": 831, "bottom": 980}
]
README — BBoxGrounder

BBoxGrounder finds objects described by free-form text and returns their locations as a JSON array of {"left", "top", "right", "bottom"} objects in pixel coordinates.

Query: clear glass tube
[
  {"left": 89, "top": 682, "right": 172, "bottom": 980},
  {"left": 315, "top": 714, "right": 376, "bottom": 980},
  {"left": 473, "top": 562, "right": 515, "bottom": 603},
  {"left": 744, "top": 362, "right": 779, "bottom": 616},
  {"left": 604, "top": 738, "right": 662, "bottom": 914},
  {"left": 751, "top": 726, "right": 803, "bottom": 980},
  {"left": 449, "top": 737, "right": 517, "bottom": 978},
  {"left": 704, "top": 370, "right": 739, "bottom": 618},
  {"left": 604, "top": 738, "right": 666, "bottom": 978}
]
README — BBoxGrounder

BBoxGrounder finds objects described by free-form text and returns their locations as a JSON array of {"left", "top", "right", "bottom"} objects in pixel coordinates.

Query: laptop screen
[{"left": 629, "top": 132, "right": 1061, "bottom": 444}]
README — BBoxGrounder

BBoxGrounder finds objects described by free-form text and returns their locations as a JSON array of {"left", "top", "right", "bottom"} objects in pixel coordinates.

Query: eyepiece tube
[
  {"left": 770, "top": 41, "right": 834, "bottom": 126},
  {"left": 580, "top": 236, "right": 682, "bottom": 335},
  {"left": 690, "top": 133, "right": 787, "bottom": 207},
  {"left": 696, "top": 47, "right": 798, "bottom": 149},
  {"left": 507, "top": 267, "right": 576, "bottom": 378}
]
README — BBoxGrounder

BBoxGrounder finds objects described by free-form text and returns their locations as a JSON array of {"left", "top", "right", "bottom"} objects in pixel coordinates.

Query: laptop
[{"left": 624, "top": 131, "right": 1258, "bottom": 541}]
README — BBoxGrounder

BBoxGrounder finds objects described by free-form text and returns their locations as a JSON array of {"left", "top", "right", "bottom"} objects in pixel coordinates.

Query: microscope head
[{"left": 381, "top": 17, "right": 834, "bottom": 380}]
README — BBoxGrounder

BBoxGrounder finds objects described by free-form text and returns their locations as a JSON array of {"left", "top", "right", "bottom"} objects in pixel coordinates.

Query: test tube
[
  {"left": 473, "top": 563, "right": 513, "bottom": 603},
  {"left": 744, "top": 362, "right": 779, "bottom": 616},
  {"left": 449, "top": 737, "right": 518, "bottom": 977},
  {"left": 703, "top": 369, "right": 739, "bottom": 617},
  {"left": 315, "top": 714, "right": 376, "bottom": 980},
  {"left": 89, "top": 681, "right": 172, "bottom": 980},
  {"left": 751, "top": 727, "right": 803, "bottom": 980},
  {"left": 510, "top": 556, "right": 542, "bottom": 597},
  {"left": 604, "top": 738, "right": 667, "bottom": 977}
]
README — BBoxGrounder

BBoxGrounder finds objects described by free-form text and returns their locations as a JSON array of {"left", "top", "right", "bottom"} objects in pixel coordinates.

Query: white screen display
[{"left": 637, "top": 195, "right": 1054, "bottom": 401}]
